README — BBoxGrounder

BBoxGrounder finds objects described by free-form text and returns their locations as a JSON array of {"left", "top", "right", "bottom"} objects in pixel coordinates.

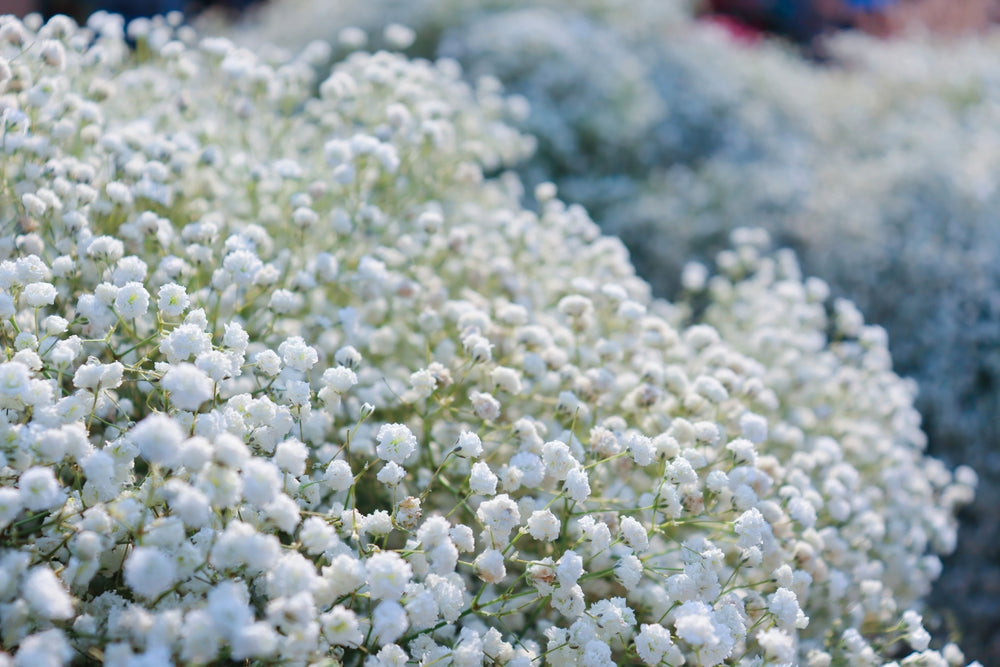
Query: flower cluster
[
  {"left": 0, "top": 9, "right": 977, "bottom": 667},
  {"left": 222, "top": 3, "right": 1000, "bottom": 657}
]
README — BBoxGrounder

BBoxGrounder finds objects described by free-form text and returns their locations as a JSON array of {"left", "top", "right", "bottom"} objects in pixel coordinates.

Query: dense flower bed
[
  {"left": 224, "top": 2, "right": 1000, "bottom": 659},
  {"left": 0, "top": 10, "right": 977, "bottom": 667}
]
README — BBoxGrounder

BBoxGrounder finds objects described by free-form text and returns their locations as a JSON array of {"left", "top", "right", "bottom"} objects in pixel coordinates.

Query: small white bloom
[
  {"left": 366, "top": 551, "right": 413, "bottom": 601},
  {"left": 130, "top": 413, "right": 184, "bottom": 467},
  {"left": 564, "top": 468, "right": 591, "bottom": 502},
  {"left": 23, "top": 282, "right": 57, "bottom": 307},
  {"left": 18, "top": 466, "right": 63, "bottom": 511},
  {"left": 490, "top": 365, "right": 522, "bottom": 394},
  {"left": 455, "top": 430, "right": 483, "bottom": 458},
  {"left": 469, "top": 461, "right": 498, "bottom": 496},
  {"left": 325, "top": 459, "right": 354, "bottom": 492},
  {"left": 162, "top": 362, "right": 214, "bottom": 411},
  {"left": 254, "top": 349, "right": 282, "bottom": 376},
  {"left": 278, "top": 336, "right": 318, "bottom": 371},
  {"left": 376, "top": 423, "right": 418, "bottom": 464},
  {"left": 124, "top": 546, "right": 177, "bottom": 599},
  {"left": 469, "top": 390, "right": 501, "bottom": 421},
  {"left": 371, "top": 600, "right": 409, "bottom": 646},
  {"left": 477, "top": 493, "right": 521, "bottom": 544},
  {"left": 377, "top": 461, "right": 406, "bottom": 486},
  {"left": 526, "top": 509, "right": 560, "bottom": 542},
  {"left": 321, "top": 606, "right": 363, "bottom": 648},
  {"left": 620, "top": 516, "right": 649, "bottom": 553},
  {"left": 474, "top": 548, "right": 507, "bottom": 583},
  {"left": 322, "top": 366, "right": 358, "bottom": 393},
  {"left": 635, "top": 623, "right": 678, "bottom": 666},
  {"left": 383, "top": 22, "right": 416, "bottom": 49},
  {"left": 0, "top": 487, "right": 23, "bottom": 528},
  {"left": 23, "top": 566, "right": 74, "bottom": 620},
  {"left": 157, "top": 283, "right": 189, "bottom": 317},
  {"left": 113, "top": 281, "right": 149, "bottom": 319},
  {"left": 241, "top": 459, "right": 282, "bottom": 507}
]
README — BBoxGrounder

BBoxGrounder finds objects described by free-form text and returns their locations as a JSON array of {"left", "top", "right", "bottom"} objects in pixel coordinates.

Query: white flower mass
[{"left": 0, "top": 6, "right": 983, "bottom": 667}]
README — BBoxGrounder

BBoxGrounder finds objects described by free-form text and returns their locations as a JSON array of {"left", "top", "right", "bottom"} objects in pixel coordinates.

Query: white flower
[
  {"left": 369, "top": 601, "right": 408, "bottom": 649},
  {"left": 130, "top": 413, "right": 185, "bottom": 467},
  {"left": 124, "top": 546, "right": 177, "bottom": 599},
  {"left": 376, "top": 423, "right": 418, "bottom": 464},
  {"left": 477, "top": 494, "right": 521, "bottom": 544},
  {"left": 615, "top": 553, "right": 643, "bottom": 589},
  {"left": 23, "top": 566, "right": 74, "bottom": 620},
  {"left": 231, "top": 622, "right": 279, "bottom": 660},
  {"left": 769, "top": 587, "right": 808, "bottom": 629},
  {"left": 274, "top": 438, "right": 308, "bottom": 475},
  {"left": 363, "top": 510, "right": 394, "bottom": 536},
  {"left": 757, "top": 627, "right": 796, "bottom": 664},
  {"left": 113, "top": 281, "right": 149, "bottom": 319},
  {"left": 14, "top": 629, "right": 72, "bottom": 667},
  {"left": 278, "top": 336, "right": 318, "bottom": 371},
  {"left": 377, "top": 461, "right": 406, "bottom": 485},
  {"left": 526, "top": 509, "right": 560, "bottom": 542},
  {"left": 366, "top": 551, "right": 413, "bottom": 601},
  {"left": 223, "top": 249, "right": 262, "bottom": 286},
  {"left": 556, "top": 550, "right": 584, "bottom": 586},
  {"left": 581, "top": 639, "right": 613, "bottom": 667},
  {"left": 490, "top": 365, "right": 522, "bottom": 394},
  {"left": 635, "top": 623, "right": 677, "bottom": 666},
  {"left": 18, "top": 466, "right": 63, "bottom": 511},
  {"left": 325, "top": 459, "right": 354, "bottom": 491},
  {"left": 902, "top": 610, "right": 931, "bottom": 651},
  {"left": 409, "top": 368, "right": 437, "bottom": 397},
  {"left": 24, "top": 282, "right": 58, "bottom": 308},
  {"left": 474, "top": 548, "right": 507, "bottom": 583},
  {"left": 241, "top": 458, "right": 282, "bottom": 506},
  {"left": 254, "top": 349, "right": 283, "bottom": 376},
  {"left": 620, "top": 516, "right": 649, "bottom": 553},
  {"left": 455, "top": 430, "right": 483, "bottom": 458},
  {"left": 564, "top": 468, "right": 591, "bottom": 502},
  {"left": 160, "top": 323, "right": 213, "bottom": 363},
  {"left": 627, "top": 432, "right": 655, "bottom": 466},
  {"left": 157, "top": 283, "right": 189, "bottom": 317},
  {"left": 334, "top": 345, "right": 362, "bottom": 368},
  {"left": 0, "top": 488, "right": 23, "bottom": 528},
  {"left": 469, "top": 461, "right": 498, "bottom": 496},
  {"left": 162, "top": 362, "right": 214, "bottom": 411},
  {"left": 322, "top": 366, "right": 358, "bottom": 393},
  {"left": 469, "top": 390, "right": 501, "bottom": 421},
  {"left": 541, "top": 440, "right": 578, "bottom": 481},
  {"left": 739, "top": 411, "right": 768, "bottom": 444},
  {"left": 321, "top": 606, "right": 363, "bottom": 647},
  {"left": 674, "top": 601, "right": 720, "bottom": 648},
  {"left": 384, "top": 22, "right": 416, "bottom": 49}
]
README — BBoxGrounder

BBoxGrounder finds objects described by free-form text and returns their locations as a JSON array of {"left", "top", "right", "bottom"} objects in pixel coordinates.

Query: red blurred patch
[{"left": 700, "top": 14, "right": 765, "bottom": 45}]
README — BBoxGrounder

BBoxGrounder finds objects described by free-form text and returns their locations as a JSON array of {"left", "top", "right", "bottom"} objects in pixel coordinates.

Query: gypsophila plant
[
  {"left": 218, "top": 6, "right": 1000, "bottom": 656},
  {"left": 0, "top": 10, "right": 976, "bottom": 667}
]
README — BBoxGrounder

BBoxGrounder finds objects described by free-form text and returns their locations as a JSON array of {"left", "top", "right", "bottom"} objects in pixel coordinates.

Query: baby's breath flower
[
  {"left": 526, "top": 509, "right": 560, "bottom": 542},
  {"left": 157, "top": 283, "right": 189, "bottom": 317},
  {"left": 375, "top": 423, "right": 417, "bottom": 465},
  {"left": 18, "top": 466, "right": 63, "bottom": 511},
  {"left": 23, "top": 282, "right": 57, "bottom": 307},
  {"left": 161, "top": 363, "right": 214, "bottom": 411},
  {"left": 0, "top": 11, "right": 975, "bottom": 665},
  {"left": 469, "top": 461, "right": 498, "bottom": 496}
]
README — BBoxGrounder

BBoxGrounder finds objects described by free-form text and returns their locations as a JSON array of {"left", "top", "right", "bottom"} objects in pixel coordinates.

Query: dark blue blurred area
[
  {"left": 34, "top": 0, "right": 258, "bottom": 22},
  {"left": 708, "top": 0, "right": 901, "bottom": 43}
]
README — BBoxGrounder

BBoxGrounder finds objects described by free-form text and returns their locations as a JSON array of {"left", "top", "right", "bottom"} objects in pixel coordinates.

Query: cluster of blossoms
[
  {"left": 0, "top": 9, "right": 978, "bottom": 667},
  {"left": 222, "top": 2, "right": 1000, "bottom": 655}
]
